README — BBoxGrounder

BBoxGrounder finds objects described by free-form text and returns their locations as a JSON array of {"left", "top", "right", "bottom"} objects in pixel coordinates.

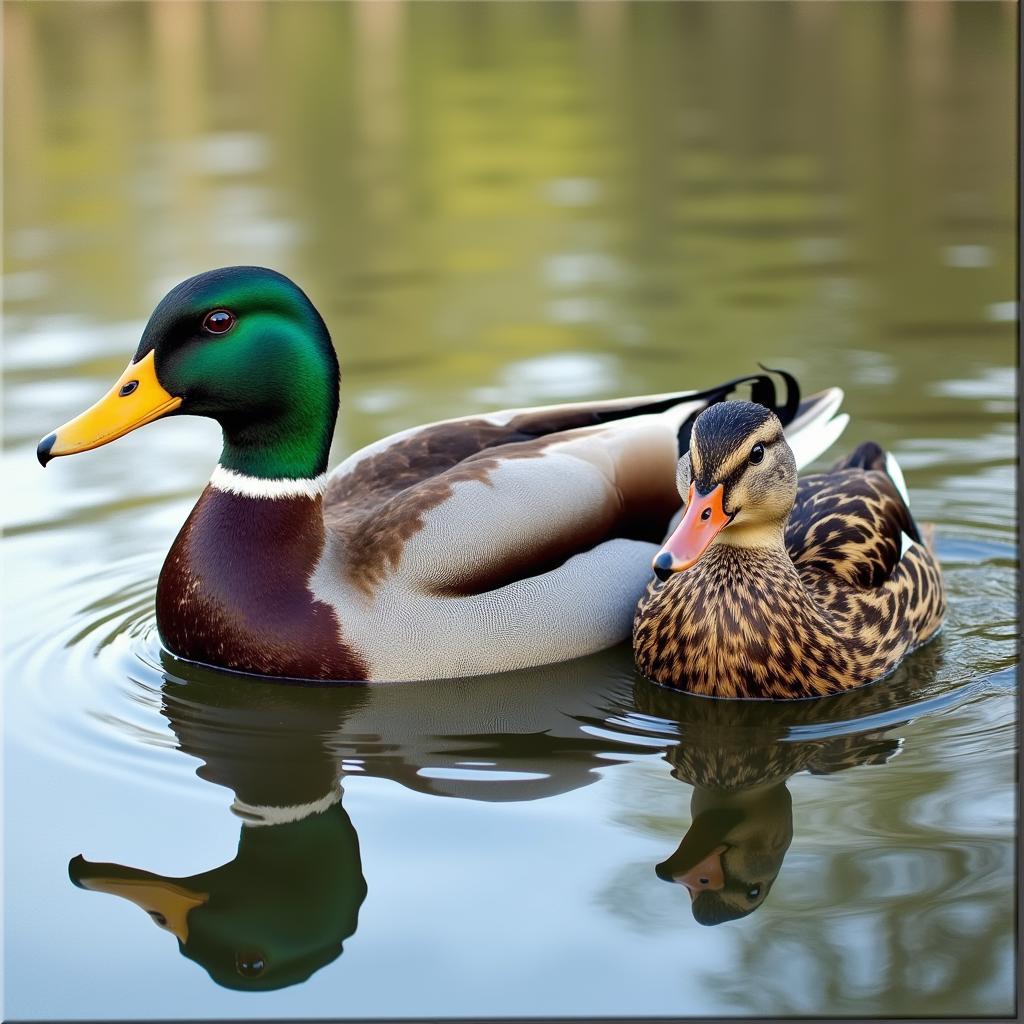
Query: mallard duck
[
  {"left": 633, "top": 400, "right": 946, "bottom": 698},
  {"left": 37, "top": 266, "right": 848, "bottom": 682}
]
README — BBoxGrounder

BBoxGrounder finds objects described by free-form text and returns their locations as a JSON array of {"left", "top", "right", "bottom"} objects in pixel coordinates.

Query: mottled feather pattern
[
  {"left": 634, "top": 457, "right": 946, "bottom": 698},
  {"left": 787, "top": 468, "right": 917, "bottom": 589},
  {"left": 666, "top": 729, "right": 902, "bottom": 791}
]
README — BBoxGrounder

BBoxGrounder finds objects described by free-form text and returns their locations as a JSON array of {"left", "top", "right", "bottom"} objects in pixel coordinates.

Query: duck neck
[
  {"left": 712, "top": 518, "right": 788, "bottom": 554},
  {"left": 217, "top": 400, "right": 335, "bottom": 483}
]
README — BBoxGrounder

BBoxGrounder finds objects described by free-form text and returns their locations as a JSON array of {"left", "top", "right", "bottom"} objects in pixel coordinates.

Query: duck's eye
[
  {"left": 202, "top": 309, "right": 236, "bottom": 335},
  {"left": 749, "top": 443, "right": 765, "bottom": 465},
  {"left": 235, "top": 949, "right": 267, "bottom": 977},
  {"left": 746, "top": 885, "right": 762, "bottom": 901}
]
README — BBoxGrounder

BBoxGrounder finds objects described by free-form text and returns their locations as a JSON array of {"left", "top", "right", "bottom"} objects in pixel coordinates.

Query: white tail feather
[
  {"left": 899, "top": 530, "right": 915, "bottom": 558},
  {"left": 885, "top": 451, "right": 911, "bottom": 506},
  {"left": 785, "top": 386, "right": 848, "bottom": 469}
]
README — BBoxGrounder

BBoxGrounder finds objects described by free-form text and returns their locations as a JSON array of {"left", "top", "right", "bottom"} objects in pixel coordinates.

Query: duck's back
[
  {"left": 321, "top": 394, "right": 701, "bottom": 598},
  {"left": 317, "top": 391, "right": 723, "bottom": 680},
  {"left": 785, "top": 442, "right": 946, "bottom": 670}
]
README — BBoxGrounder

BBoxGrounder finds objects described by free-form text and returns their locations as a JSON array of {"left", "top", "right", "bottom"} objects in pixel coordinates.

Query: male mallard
[
  {"left": 633, "top": 400, "right": 946, "bottom": 698},
  {"left": 38, "top": 266, "right": 847, "bottom": 682}
]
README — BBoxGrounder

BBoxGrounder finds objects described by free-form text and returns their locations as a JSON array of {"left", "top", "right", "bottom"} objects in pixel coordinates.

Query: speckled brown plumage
[{"left": 634, "top": 440, "right": 946, "bottom": 698}]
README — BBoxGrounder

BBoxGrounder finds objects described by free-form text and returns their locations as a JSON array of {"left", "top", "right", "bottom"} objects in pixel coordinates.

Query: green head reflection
[
  {"left": 70, "top": 799, "right": 365, "bottom": 991},
  {"left": 67, "top": 661, "right": 373, "bottom": 991}
]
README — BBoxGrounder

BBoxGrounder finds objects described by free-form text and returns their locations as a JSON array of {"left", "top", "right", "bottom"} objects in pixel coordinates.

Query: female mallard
[
  {"left": 633, "top": 400, "right": 946, "bottom": 698},
  {"left": 38, "top": 266, "right": 847, "bottom": 682}
]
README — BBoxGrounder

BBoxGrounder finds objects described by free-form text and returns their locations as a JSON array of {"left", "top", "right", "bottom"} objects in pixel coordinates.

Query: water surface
[{"left": 3, "top": 2, "right": 1017, "bottom": 1018}]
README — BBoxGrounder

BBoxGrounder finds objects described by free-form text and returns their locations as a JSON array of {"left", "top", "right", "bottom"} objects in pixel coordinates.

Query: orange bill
[
  {"left": 654, "top": 806, "right": 742, "bottom": 885},
  {"left": 653, "top": 483, "right": 733, "bottom": 579},
  {"left": 676, "top": 844, "right": 728, "bottom": 898},
  {"left": 37, "top": 351, "right": 181, "bottom": 465}
]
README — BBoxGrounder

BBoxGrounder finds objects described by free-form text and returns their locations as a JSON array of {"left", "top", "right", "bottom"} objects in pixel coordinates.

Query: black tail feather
[
  {"left": 510, "top": 369, "right": 799, "bottom": 444},
  {"left": 833, "top": 441, "right": 887, "bottom": 472},
  {"left": 511, "top": 367, "right": 803, "bottom": 459},
  {"left": 675, "top": 368, "right": 801, "bottom": 456}
]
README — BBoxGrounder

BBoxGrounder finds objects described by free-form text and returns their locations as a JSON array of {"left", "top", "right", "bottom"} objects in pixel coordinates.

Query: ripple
[
  {"left": 5, "top": 557, "right": 206, "bottom": 800},
  {"left": 2, "top": 465, "right": 1015, "bottom": 818},
  {"left": 5, "top": 538, "right": 1013, "bottom": 816}
]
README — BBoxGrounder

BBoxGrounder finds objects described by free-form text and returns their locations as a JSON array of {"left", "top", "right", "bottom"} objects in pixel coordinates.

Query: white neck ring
[
  {"left": 209, "top": 465, "right": 328, "bottom": 500},
  {"left": 232, "top": 785, "right": 341, "bottom": 827}
]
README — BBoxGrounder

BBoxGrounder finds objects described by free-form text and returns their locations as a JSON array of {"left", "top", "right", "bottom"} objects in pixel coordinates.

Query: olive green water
[{"left": 3, "top": 2, "right": 1017, "bottom": 1019}]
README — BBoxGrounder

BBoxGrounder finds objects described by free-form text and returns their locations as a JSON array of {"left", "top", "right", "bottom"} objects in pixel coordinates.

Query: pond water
[{"left": 3, "top": 2, "right": 1017, "bottom": 1019}]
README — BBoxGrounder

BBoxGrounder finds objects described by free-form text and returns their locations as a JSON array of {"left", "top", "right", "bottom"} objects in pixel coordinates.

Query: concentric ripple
[{"left": 4, "top": 530, "right": 1015, "bottom": 806}]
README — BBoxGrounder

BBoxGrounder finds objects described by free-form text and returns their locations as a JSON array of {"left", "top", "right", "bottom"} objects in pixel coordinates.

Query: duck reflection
[
  {"left": 69, "top": 646, "right": 648, "bottom": 990},
  {"left": 69, "top": 677, "right": 369, "bottom": 991},
  {"left": 70, "top": 646, "right": 933, "bottom": 980},
  {"left": 635, "top": 679, "right": 912, "bottom": 926},
  {"left": 70, "top": 802, "right": 362, "bottom": 991}
]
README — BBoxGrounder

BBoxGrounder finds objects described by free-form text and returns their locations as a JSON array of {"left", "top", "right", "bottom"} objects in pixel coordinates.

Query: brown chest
[
  {"left": 155, "top": 488, "right": 367, "bottom": 681},
  {"left": 632, "top": 547, "right": 854, "bottom": 698}
]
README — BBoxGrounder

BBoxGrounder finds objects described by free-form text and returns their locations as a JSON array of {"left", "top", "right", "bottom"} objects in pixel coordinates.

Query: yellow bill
[
  {"left": 37, "top": 350, "right": 181, "bottom": 466},
  {"left": 70, "top": 855, "right": 208, "bottom": 943}
]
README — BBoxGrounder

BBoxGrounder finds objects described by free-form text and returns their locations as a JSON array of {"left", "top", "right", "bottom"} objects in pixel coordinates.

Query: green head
[{"left": 38, "top": 267, "right": 340, "bottom": 480}]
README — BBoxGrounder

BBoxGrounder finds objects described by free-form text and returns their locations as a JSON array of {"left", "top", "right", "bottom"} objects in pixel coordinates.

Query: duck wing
[
  {"left": 786, "top": 442, "right": 922, "bottom": 589},
  {"left": 324, "top": 372, "right": 811, "bottom": 598},
  {"left": 326, "top": 371, "right": 801, "bottom": 507}
]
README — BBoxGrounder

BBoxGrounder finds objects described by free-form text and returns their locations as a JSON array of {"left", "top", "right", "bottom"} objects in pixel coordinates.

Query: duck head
[
  {"left": 37, "top": 267, "right": 339, "bottom": 481},
  {"left": 653, "top": 400, "right": 797, "bottom": 580}
]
